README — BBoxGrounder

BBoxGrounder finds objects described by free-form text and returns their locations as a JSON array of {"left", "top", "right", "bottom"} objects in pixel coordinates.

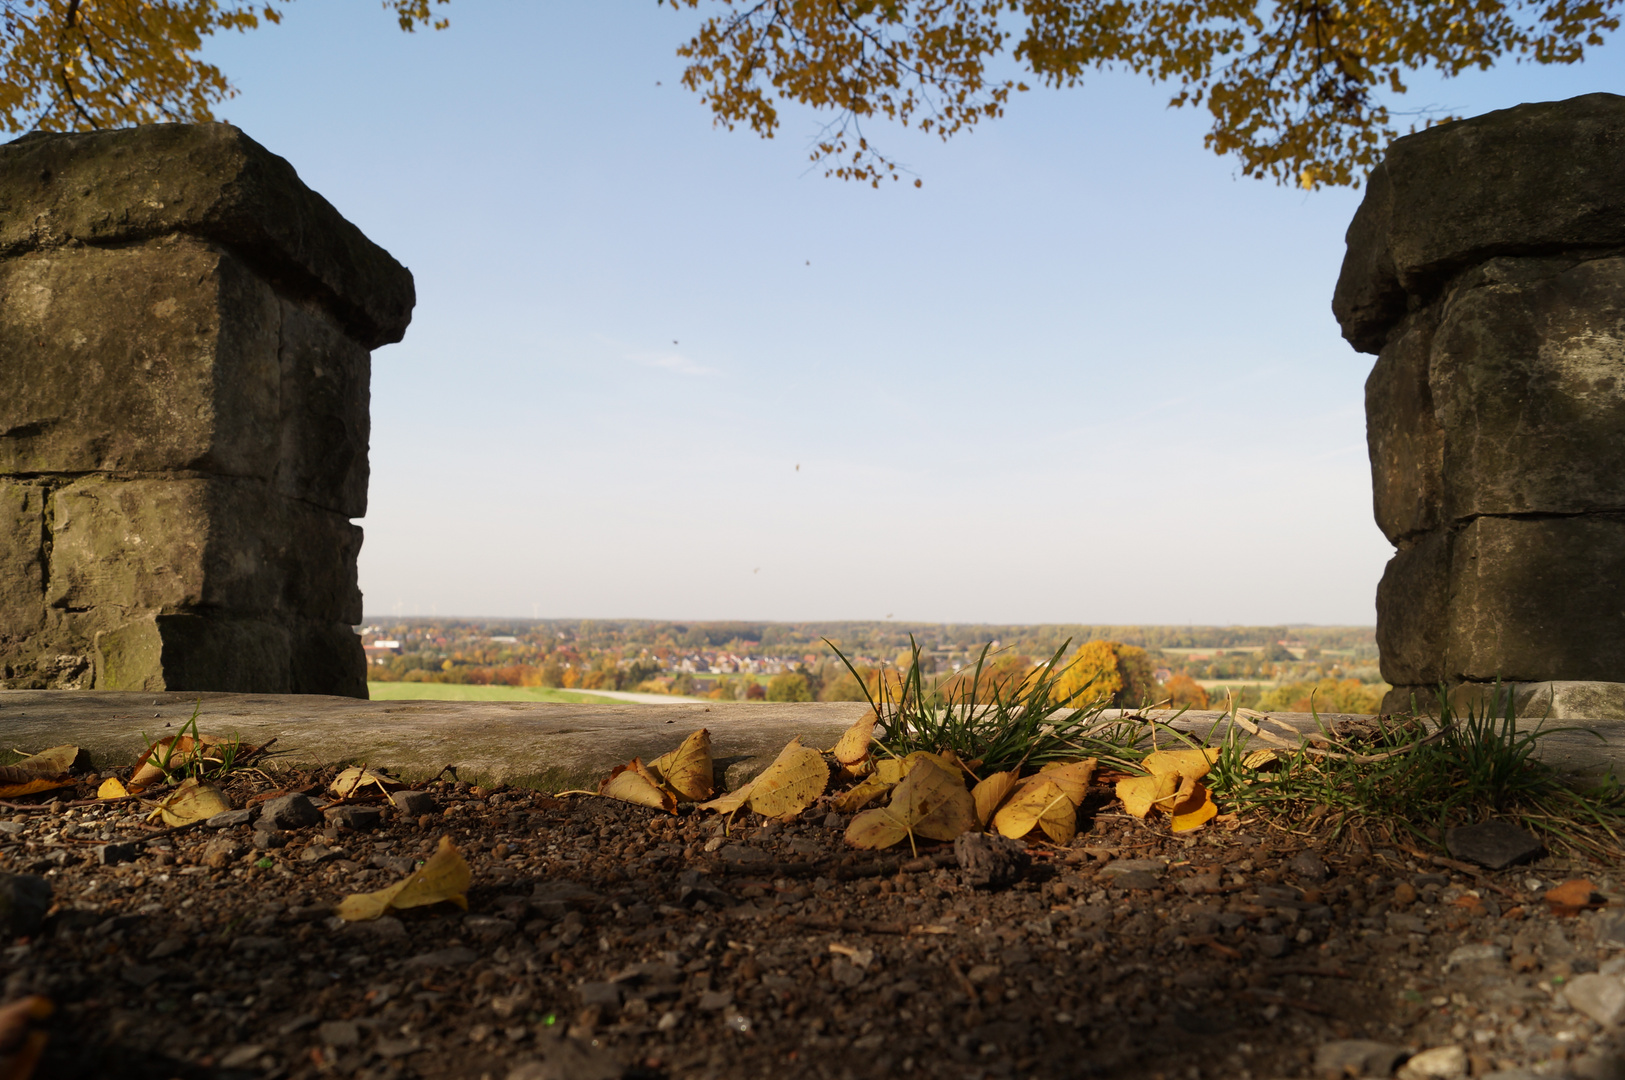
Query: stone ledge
[
  {"left": 3, "top": 692, "right": 1622, "bottom": 793},
  {"left": 0, "top": 124, "right": 413, "bottom": 348}
]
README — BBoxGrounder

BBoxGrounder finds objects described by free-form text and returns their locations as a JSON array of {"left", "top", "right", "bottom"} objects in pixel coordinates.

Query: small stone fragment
[
  {"left": 318, "top": 1020, "right": 360, "bottom": 1048},
  {"left": 0, "top": 874, "right": 52, "bottom": 936},
  {"left": 464, "top": 915, "right": 516, "bottom": 942},
  {"left": 1288, "top": 850, "right": 1329, "bottom": 883},
  {"left": 402, "top": 946, "right": 478, "bottom": 970},
  {"left": 577, "top": 981, "right": 621, "bottom": 1009},
  {"left": 1393, "top": 882, "right": 1418, "bottom": 907},
  {"left": 1313, "top": 1040, "right": 1408, "bottom": 1078},
  {"left": 391, "top": 790, "right": 437, "bottom": 816},
  {"left": 205, "top": 809, "right": 254, "bottom": 829},
  {"left": 1564, "top": 973, "right": 1625, "bottom": 1027},
  {"left": 1255, "top": 933, "right": 1288, "bottom": 959},
  {"left": 121, "top": 964, "right": 166, "bottom": 988},
  {"left": 256, "top": 794, "right": 322, "bottom": 832},
  {"left": 299, "top": 844, "right": 340, "bottom": 864},
  {"left": 202, "top": 837, "right": 245, "bottom": 869},
  {"left": 252, "top": 830, "right": 288, "bottom": 850},
  {"left": 95, "top": 842, "right": 139, "bottom": 867},
  {"left": 697, "top": 990, "right": 733, "bottom": 1011},
  {"left": 1443, "top": 943, "right": 1506, "bottom": 972},
  {"left": 218, "top": 1045, "right": 265, "bottom": 1070},
  {"left": 506, "top": 1036, "right": 624, "bottom": 1080},
  {"left": 326, "top": 805, "right": 383, "bottom": 831},
  {"left": 955, "top": 832, "right": 1029, "bottom": 889},
  {"left": 1444, "top": 821, "right": 1544, "bottom": 870},
  {"left": 1397, "top": 1044, "right": 1468, "bottom": 1080}
]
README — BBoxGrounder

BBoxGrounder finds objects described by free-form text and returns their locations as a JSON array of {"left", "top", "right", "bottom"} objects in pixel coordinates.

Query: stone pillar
[
  {"left": 1334, "top": 93, "right": 1625, "bottom": 716},
  {"left": 0, "top": 124, "right": 413, "bottom": 696}
]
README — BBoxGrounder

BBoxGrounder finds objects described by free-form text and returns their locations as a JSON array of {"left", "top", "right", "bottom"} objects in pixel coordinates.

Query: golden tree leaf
[
  {"left": 696, "top": 781, "right": 753, "bottom": 815},
  {"left": 834, "top": 773, "right": 892, "bottom": 813},
  {"left": 875, "top": 757, "right": 908, "bottom": 785},
  {"left": 338, "top": 835, "right": 470, "bottom": 922},
  {"left": 1170, "top": 781, "right": 1218, "bottom": 832},
  {"left": 1116, "top": 772, "right": 1180, "bottom": 818},
  {"left": 992, "top": 777, "right": 1076, "bottom": 844},
  {"left": 891, "top": 757, "right": 977, "bottom": 842},
  {"left": 832, "top": 714, "right": 877, "bottom": 766},
  {"left": 97, "top": 777, "right": 129, "bottom": 800},
  {"left": 649, "top": 729, "right": 714, "bottom": 802},
  {"left": 844, "top": 805, "right": 911, "bottom": 850},
  {"left": 1038, "top": 759, "right": 1097, "bottom": 805},
  {"left": 1143, "top": 747, "right": 1220, "bottom": 780},
  {"left": 329, "top": 767, "right": 401, "bottom": 799},
  {"left": 598, "top": 760, "right": 677, "bottom": 812},
  {"left": 147, "top": 778, "right": 230, "bottom": 826},
  {"left": 0, "top": 775, "right": 73, "bottom": 799},
  {"left": 970, "top": 770, "right": 1019, "bottom": 828},
  {"left": 741, "top": 737, "right": 829, "bottom": 818}
]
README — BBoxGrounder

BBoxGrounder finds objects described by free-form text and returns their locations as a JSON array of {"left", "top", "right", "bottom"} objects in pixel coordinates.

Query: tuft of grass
[
  {"left": 138, "top": 701, "right": 247, "bottom": 785},
  {"left": 831, "top": 637, "right": 1163, "bottom": 775},
  {"left": 1204, "top": 684, "right": 1625, "bottom": 857}
]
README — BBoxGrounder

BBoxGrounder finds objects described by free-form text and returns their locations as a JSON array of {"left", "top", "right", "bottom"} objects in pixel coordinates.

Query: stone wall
[
  {"left": 1334, "top": 93, "right": 1625, "bottom": 713},
  {"left": 0, "top": 124, "right": 413, "bottom": 696}
]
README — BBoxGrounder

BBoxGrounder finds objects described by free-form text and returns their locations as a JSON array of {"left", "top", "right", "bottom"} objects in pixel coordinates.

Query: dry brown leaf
[
  {"left": 649, "top": 729, "right": 714, "bottom": 802},
  {"left": 598, "top": 760, "right": 677, "bottom": 813},
  {"left": 146, "top": 778, "right": 230, "bottom": 826},
  {"left": 338, "top": 835, "right": 471, "bottom": 921},
  {"left": 11, "top": 746, "right": 80, "bottom": 776},
  {"left": 130, "top": 733, "right": 246, "bottom": 789},
  {"left": 833, "top": 773, "right": 892, "bottom": 813},
  {"left": 329, "top": 767, "right": 401, "bottom": 800},
  {"left": 970, "top": 771, "right": 1019, "bottom": 828},
  {"left": 1038, "top": 759, "right": 1097, "bottom": 804},
  {"left": 0, "top": 774, "right": 73, "bottom": 799},
  {"left": 739, "top": 737, "right": 829, "bottom": 818},
  {"left": 0, "top": 994, "right": 52, "bottom": 1080},
  {"left": 97, "top": 777, "right": 129, "bottom": 800},
  {"left": 992, "top": 777, "right": 1076, "bottom": 844},
  {"left": 1545, "top": 878, "right": 1605, "bottom": 916},
  {"left": 1241, "top": 748, "right": 1278, "bottom": 769},
  {"left": 832, "top": 715, "right": 877, "bottom": 767},
  {"left": 844, "top": 805, "right": 910, "bottom": 849}
]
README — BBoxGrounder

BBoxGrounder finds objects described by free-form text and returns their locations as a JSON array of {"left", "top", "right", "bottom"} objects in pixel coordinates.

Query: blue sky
[{"left": 198, "top": 4, "right": 1622, "bottom": 626}]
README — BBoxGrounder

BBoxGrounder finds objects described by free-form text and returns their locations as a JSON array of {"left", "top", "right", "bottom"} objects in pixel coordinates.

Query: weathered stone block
[
  {"left": 1366, "top": 311, "right": 1443, "bottom": 542},
  {"left": 94, "top": 614, "right": 292, "bottom": 693},
  {"left": 0, "top": 240, "right": 280, "bottom": 477},
  {"left": 46, "top": 478, "right": 362, "bottom": 625},
  {"left": 1376, "top": 530, "right": 1450, "bottom": 687},
  {"left": 278, "top": 298, "right": 370, "bottom": 518},
  {"left": 0, "top": 124, "right": 408, "bottom": 696},
  {"left": 0, "top": 480, "right": 44, "bottom": 638},
  {"left": 1432, "top": 256, "right": 1625, "bottom": 518},
  {"left": 1335, "top": 93, "right": 1625, "bottom": 354},
  {"left": 1447, "top": 515, "right": 1625, "bottom": 682},
  {"left": 0, "top": 124, "right": 413, "bottom": 348}
]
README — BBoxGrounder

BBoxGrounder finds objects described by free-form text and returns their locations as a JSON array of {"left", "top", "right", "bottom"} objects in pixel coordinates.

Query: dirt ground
[{"left": 2, "top": 766, "right": 1622, "bottom": 1080}]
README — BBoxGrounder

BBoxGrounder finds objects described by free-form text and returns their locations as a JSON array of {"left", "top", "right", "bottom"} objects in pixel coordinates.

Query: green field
[{"left": 366, "top": 682, "right": 619, "bottom": 704}]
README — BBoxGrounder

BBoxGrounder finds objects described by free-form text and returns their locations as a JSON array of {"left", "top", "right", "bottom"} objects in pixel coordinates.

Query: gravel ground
[{"left": 1, "top": 766, "right": 1622, "bottom": 1080}]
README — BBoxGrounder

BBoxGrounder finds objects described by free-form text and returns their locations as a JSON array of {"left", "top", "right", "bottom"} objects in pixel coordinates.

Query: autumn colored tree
[
  {"left": 0, "top": 0, "right": 445, "bottom": 134},
  {"left": 1049, "top": 640, "right": 1158, "bottom": 707},
  {"left": 1161, "top": 672, "right": 1210, "bottom": 710},
  {"left": 766, "top": 671, "right": 814, "bottom": 701},
  {"left": 662, "top": 0, "right": 1620, "bottom": 189}
]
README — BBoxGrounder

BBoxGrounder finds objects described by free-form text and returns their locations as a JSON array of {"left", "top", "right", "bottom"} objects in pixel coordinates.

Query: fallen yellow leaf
[
  {"left": 97, "top": 777, "right": 129, "bottom": 800},
  {"left": 1241, "top": 748, "right": 1278, "bottom": 769},
  {"left": 1170, "top": 780, "right": 1218, "bottom": 832},
  {"left": 599, "top": 759, "right": 677, "bottom": 812},
  {"left": 845, "top": 755, "right": 976, "bottom": 850},
  {"left": 1142, "top": 747, "right": 1220, "bottom": 781},
  {"left": 834, "top": 772, "right": 892, "bottom": 813},
  {"left": 147, "top": 778, "right": 230, "bottom": 826},
  {"left": 1115, "top": 772, "right": 1180, "bottom": 818},
  {"left": 1037, "top": 759, "right": 1097, "bottom": 804},
  {"left": 739, "top": 737, "right": 829, "bottom": 818},
  {"left": 696, "top": 782, "right": 753, "bottom": 815},
  {"left": 992, "top": 777, "right": 1077, "bottom": 845},
  {"left": 832, "top": 715, "right": 877, "bottom": 767},
  {"left": 970, "top": 771, "right": 1019, "bottom": 828},
  {"left": 329, "top": 767, "right": 401, "bottom": 800},
  {"left": 649, "top": 729, "right": 714, "bottom": 802},
  {"left": 338, "top": 835, "right": 471, "bottom": 921}
]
